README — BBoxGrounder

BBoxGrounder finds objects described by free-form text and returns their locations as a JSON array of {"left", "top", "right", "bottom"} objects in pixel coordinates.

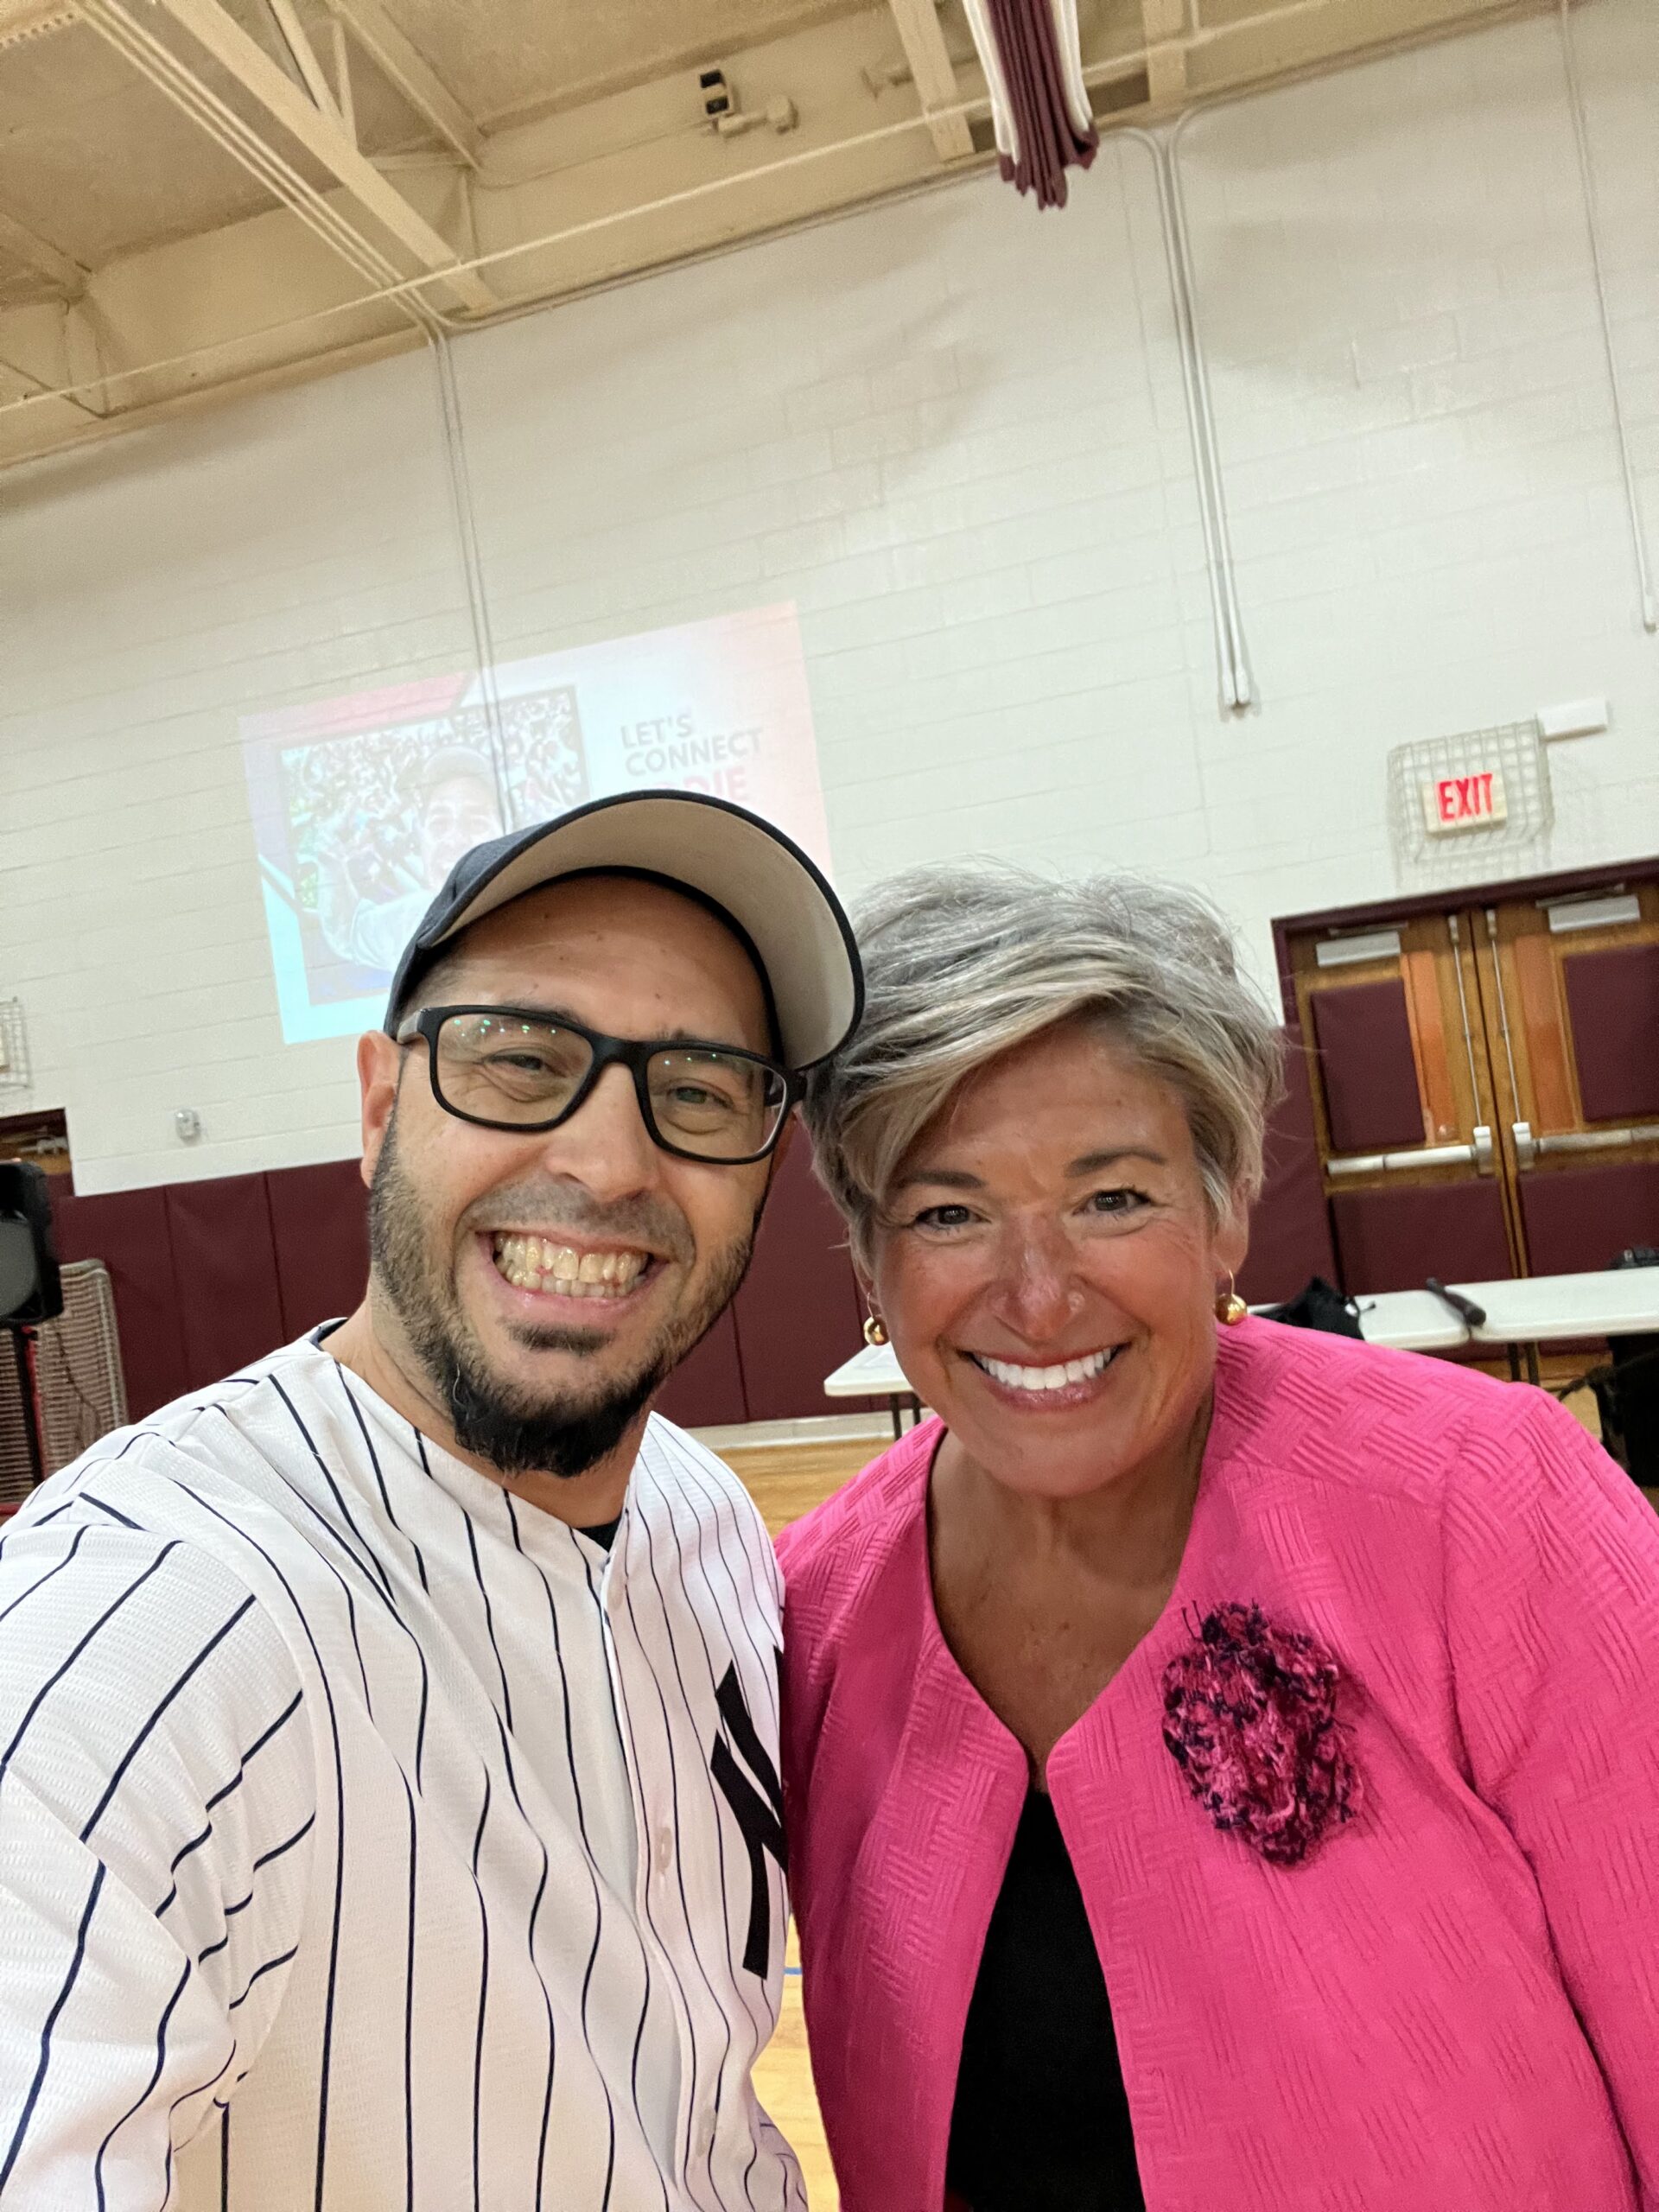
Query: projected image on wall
[{"left": 241, "top": 602, "right": 832, "bottom": 1044}]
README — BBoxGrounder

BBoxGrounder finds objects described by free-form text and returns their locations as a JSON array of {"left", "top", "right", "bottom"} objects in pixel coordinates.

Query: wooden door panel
[
  {"left": 1400, "top": 947, "right": 1462, "bottom": 1143},
  {"left": 1503, "top": 925, "right": 1576, "bottom": 1132}
]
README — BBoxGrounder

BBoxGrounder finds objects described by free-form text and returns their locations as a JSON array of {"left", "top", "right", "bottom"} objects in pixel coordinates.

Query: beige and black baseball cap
[{"left": 384, "top": 789, "right": 862, "bottom": 1071}]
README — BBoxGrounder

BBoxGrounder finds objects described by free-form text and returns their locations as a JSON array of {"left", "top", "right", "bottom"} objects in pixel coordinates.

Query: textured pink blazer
[{"left": 778, "top": 1320, "right": 1659, "bottom": 2211}]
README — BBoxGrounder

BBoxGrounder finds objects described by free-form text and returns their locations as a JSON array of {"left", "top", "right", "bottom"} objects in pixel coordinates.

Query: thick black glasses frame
[{"left": 397, "top": 1003, "right": 798, "bottom": 1165}]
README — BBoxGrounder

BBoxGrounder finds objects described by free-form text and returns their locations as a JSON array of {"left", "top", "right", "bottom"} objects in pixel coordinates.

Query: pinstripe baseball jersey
[{"left": 0, "top": 1330, "right": 801, "bottom": 2212}]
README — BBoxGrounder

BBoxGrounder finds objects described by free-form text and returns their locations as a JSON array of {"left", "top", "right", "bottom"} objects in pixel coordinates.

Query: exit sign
[{"left": 1421, "top": 768, "right": 1508, "bottom": 836}]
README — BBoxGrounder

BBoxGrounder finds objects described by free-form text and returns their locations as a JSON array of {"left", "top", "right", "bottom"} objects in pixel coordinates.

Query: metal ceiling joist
[
  {"left": 318, "top": 0, "right": 482, "bottom": 167},
  {"left": 1143, "top": 0, "right": 1189, "bottom": 99},
  {"left": 265, "top": 0, "right": 340, "bottom": 118},
  {"left": 887, "top": 0, "right": 975, "bottom": 160},
  {"left": 0, "top": 346, "right": 99, "bottom": 415},
  {"left": 0, "top": 208, "right": 86, "bottom": 296},
  {"left": 139, "top": 0, "right": 493, "bottom": 310}
]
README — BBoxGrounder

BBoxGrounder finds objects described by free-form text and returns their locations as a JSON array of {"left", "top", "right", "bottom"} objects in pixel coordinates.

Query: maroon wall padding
[
  {"left": 269, "top": 1159, "right": 370, "bottom": 1340},
  {"left": 164, "top": 1173, "right": 287, "bottom": 1387},
  {"left": 1236, "top": 1037, "right": 1338, "bottom": 1306},
  {"left": 1307, "top": 981, "right": 1425, "bottom": 1154},
  {"left": 1519, "top": 1160, "right": 1659, "bottom": 1277},
  {"left": 1562, "top": 944, "right": 1659, "bottom": 1122},
  {"left": 49, "top": 1141, "right": 860, "bottom": 1434},
  {"left": 731, "top": 1138, "right": 868, "bottom": 1422},
  {"left": 1329, "top": 1179, "right": 1513, "bottom": 1295},
  {"left": 653, "top": 1307, "right": 747, "bottom": 1430},
  {"left": 49, "top": 1185, "right": 189, "bottom": 1421}
]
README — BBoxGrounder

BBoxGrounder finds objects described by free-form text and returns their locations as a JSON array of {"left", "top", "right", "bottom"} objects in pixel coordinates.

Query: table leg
[
  {"left": 1524, "top": 1344, "right": 1541, "bottom": 1387},
  {"left": 891, "top": 1402, "right": 905, "bottom": 1441},
  {"left": 1506, "top": 1343, "right": 1522, "bottom": 1382}
]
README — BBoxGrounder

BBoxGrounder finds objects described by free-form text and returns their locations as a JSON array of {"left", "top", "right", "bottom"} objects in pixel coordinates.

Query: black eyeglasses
[{"left": 396, "top": 1005, "right": 798, "bottom": 1165}]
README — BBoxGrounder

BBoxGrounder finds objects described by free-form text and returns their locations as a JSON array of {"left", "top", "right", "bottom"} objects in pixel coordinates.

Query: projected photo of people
[
  {"left": 276, "top": 687, "right": 587, "bottom": 1007},
  {"left": 243, "top": 604, "right": 831, "bottom": 1043}
]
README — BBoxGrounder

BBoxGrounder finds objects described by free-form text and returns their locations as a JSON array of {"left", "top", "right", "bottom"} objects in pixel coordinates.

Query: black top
[
  {"left": 578, "top": 1516, "right": 622, "bottom": 1551},
  {"left": 946, "top": 1790, "right": 1145, "bottom": 2212}
]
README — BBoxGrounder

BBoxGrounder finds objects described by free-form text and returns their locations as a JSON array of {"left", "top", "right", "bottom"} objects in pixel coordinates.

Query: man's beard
[{"left": 368, "top": 1110, "right": 756, "bottom": 1480}]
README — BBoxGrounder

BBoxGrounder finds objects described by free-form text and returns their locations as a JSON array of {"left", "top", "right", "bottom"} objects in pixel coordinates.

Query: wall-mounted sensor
[{"left": 175, "top": 1108, "right": 202, "bottom": 1143}]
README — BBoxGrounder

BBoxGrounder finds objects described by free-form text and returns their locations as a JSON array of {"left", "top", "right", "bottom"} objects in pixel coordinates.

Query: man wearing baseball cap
[{"left": 0, "top": 792, "right": 861, "bottom": 2211}]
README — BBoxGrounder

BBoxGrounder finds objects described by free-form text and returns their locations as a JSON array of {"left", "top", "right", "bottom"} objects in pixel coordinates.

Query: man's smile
[{"left": 487, "top": 1231, "right": 656, "bottom": 1301}]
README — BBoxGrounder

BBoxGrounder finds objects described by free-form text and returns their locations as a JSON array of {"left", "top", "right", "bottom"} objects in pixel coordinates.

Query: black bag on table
[{"left": 1258, "top": 1276, "right": 1363, "bottom": 1339}]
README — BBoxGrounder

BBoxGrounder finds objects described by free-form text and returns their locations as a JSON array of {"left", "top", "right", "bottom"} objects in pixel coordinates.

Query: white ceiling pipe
[
  {"left": 1166, "top": 106, "right": 1255, "bottom": 709},
  {"left": 1119, "top": 129, "right": 1252, "bottom": 715},
  {"left": 1557, "top": 0, "right": 1657, "bottom": 633}
]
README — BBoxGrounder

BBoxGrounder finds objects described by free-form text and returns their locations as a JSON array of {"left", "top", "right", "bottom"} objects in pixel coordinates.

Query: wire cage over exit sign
[{"left": 1387, "top": 720, "right": 1554, "bottom": 893}]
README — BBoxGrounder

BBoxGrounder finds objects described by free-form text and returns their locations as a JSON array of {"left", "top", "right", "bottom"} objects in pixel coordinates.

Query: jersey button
[{"left": 655, "top": 1823, "right": 674, "bottom": 1869}]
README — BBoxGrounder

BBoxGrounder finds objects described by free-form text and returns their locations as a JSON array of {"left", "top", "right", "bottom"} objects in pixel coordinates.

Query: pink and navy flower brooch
[{"left": 1161, "top": 1602, "right": 1362, "bottom": 1866}]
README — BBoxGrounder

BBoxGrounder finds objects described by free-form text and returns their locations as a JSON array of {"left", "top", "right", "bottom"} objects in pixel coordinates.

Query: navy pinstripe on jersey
[{"left": 0, "top": 1333, "right": 803, "bottom": 2211}]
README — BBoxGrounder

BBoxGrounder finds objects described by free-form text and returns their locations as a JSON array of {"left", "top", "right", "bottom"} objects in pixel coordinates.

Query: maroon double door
[{"left": 1248, "top": 861, "right": 1659, "bottom": 1303}]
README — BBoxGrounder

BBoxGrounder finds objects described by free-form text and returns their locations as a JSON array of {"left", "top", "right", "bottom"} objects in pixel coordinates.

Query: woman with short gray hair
[{"left": 778, "top": 861, "right": 1659, "bottom": 2212}]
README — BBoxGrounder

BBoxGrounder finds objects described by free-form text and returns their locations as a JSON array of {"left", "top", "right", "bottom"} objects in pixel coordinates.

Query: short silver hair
[{"left": 803, "top": 862, "right": 1284, "bottom": 1271}]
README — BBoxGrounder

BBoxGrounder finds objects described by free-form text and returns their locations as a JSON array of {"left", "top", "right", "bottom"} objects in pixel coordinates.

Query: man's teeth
[
  {"left": 491, "top": 1235, "right": 647, "bottom": 1299},
  {"left": 971, "top": 1347, "right": 1118, "bottom": 1393}
]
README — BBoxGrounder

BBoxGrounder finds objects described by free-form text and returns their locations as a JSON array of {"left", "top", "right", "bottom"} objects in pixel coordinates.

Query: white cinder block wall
[{"left": 3, "top": 0, "right": 1656, "bottom": 1195}]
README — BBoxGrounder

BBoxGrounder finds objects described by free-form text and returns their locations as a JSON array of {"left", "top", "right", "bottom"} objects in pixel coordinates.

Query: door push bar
[{"left": 1513, "top": 1119, "right": 1659, "bottom": 1166}]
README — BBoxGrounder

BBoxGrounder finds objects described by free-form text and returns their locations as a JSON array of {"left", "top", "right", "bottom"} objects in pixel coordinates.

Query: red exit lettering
[{"left": 1434, "top": 772, "right": 1497, "bottom": 822}]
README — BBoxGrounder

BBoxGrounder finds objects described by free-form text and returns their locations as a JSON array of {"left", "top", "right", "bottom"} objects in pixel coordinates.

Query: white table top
[
  {"left": 823, "top": 1268, "right": 1659, "bottom": 1400},
  {"left": 1348, "top": 1290, "right": 1471, "bottom": 1353},
  {"left": 1459, "top": 1268, "right": 1659, "bottom": 1343},
  {"left": 823, "top": 1341, "right": 914, "bottom": 1398}
]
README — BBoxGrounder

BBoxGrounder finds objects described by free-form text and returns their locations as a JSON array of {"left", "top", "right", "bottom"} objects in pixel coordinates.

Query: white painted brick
[
  {"left": 785, "top": 372, "right": 874, "bottom": 434},
  {"left": 1351, "top": 315, "right": 1459, "bottom": 382},
  {"left": 4, "top": 0, "right": 1658, "bottom": 1197}
]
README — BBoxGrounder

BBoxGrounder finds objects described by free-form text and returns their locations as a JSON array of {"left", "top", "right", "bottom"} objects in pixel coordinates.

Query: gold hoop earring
[
  {"left": 863, "top": 1313, "right": 889, "bottom": 1348},
  {"left": 1215, "top": 1272, "right": 1248, "bottom": 1326}
]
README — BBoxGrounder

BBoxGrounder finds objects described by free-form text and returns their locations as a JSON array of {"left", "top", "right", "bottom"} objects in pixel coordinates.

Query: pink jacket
[{"left": 778, "top": 1320, "right": 1659, "bottom": 2211}]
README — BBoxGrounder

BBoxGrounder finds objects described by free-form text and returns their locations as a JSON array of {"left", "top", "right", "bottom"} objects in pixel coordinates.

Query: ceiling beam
[
  {"left": 327, "top": 16, "right": 355, "bottom": 142},
  {"left": 0, "top": 207, "right": 87, "bottom": 298},
  {"left": 0, "top": 346, "right": 99, "bottom": 416},
  {"left": 887, "top": 0, "right": 975, "bottom": 161},
  {"left": 1143, "top": 0, "right": 1189, "bottom": 99},
  {"left": 319, "top": 0, "right": 482, "bottom": 167},
  {"left": 265, "top": 0, "right": 341, "bottom": 119},
  {"left": 143, "top": 0, "right": 493, "bottom": 310}
]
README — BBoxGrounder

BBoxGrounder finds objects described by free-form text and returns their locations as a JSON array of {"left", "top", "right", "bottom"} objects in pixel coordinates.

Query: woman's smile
[{"left": 958, "top": 1342, "right": 1127, "bottom": 1407}]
